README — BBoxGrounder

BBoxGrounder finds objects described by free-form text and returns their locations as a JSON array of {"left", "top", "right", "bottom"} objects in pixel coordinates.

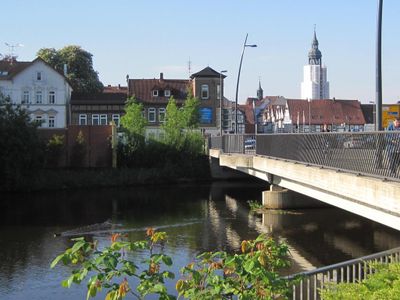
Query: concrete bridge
[{"left": 209, "top": 132, "right": 400, "bottom": 231}]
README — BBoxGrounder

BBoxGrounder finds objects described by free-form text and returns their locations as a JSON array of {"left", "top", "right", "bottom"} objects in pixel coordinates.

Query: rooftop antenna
[{"left": 5, "top": 42, "right": 24, "bottom": 61}]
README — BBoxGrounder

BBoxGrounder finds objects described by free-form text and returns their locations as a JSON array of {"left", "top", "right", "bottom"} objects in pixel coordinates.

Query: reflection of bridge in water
[
  {"left": 209, "top": 133, "right": 400, "bottom": 231},
  {"left": 203, "top": 184, "right": 400, "bottom": 275}
]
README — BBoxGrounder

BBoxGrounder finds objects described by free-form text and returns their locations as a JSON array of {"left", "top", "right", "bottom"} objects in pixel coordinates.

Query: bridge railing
[
  {"left": 210, "top": 132, "right": 400, "bottom": 181},
  {"left": 288, "top": 246, "right": 400, "bottom": 300}
]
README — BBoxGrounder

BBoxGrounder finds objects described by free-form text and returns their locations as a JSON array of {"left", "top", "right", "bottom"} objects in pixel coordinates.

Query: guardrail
[
  {"left": 288, "top": 246, "right": 400, "bottom": 299},
  {"left": 210, "top": 132, "right": 400, "bottom": 181}
]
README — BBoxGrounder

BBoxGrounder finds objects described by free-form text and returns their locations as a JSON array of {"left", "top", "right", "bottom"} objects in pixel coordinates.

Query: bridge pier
[{"left": 263, "top": 185, "right": 327, "bottom": 209}]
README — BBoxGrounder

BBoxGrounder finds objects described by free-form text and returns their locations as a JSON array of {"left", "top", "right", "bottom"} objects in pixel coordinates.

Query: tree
[
  {"left": 120, "top": 97, "right": 147, "bottom": 136},
  {"left": 181, "top": 90, "right": 200, "bottom": 129},
  {"left": 37, "top": 45, "right": 103, "bottom": 94},
  {"left": 0, "top": 94, "right": 43, "bottom": 189},
  {"left": 162, "top": 97, "right": 185, "bottom": 148}
]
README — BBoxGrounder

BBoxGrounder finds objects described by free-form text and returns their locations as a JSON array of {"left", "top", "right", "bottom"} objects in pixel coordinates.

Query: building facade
[
  {"left": 0, "top": 57, "right": 72, "bottom": 128},
  {"left": 301, "top": 30, "right": 329, "bottom": 100},
  {"left": 70, "top": 85, "right": 127, "bottom": 127}
]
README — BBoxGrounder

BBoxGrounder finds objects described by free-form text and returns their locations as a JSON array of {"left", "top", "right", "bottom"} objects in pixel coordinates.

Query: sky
[{"left": 1, "top": 0, "right": 399, "bottom": 104}]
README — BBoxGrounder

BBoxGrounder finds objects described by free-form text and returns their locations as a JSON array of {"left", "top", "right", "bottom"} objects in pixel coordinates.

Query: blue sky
[{"left": 1, "top": 0, "right": 399, "bottom": 103}]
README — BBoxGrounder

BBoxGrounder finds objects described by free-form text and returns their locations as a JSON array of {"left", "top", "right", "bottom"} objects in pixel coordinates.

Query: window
[
  {"left": 148, "top": 108, "right": 156, "bottom": 123},
  {"left": 100, "top": 114, "right": 107, "bottom": 125},
  {"left": 217, "top": 84, "right": 221, "bottom": 100},
  {"left": 48, "top": 91, "right": 56, "bottom": 104},
  {"left": 112, "top": 114, "right": 120, "bottom": 126},
  {"left": 79, "top": 114, "right": 87, "bottom": 125},
  {"left": 35, "top": 115, "right": 43, "bottom": 127},
  {"left": 22, "top": 91, "right": 30, "bottom": 104},
  {"left": 92, "top": 114, "right": 100, "bottom": 125},
  {"left": 152, "top": 90, "right": 158, "bottom": 97},
  {"left": 164, "top": 90, "right": 171, "bottom": 97},
  {"left": 158, "top": 108, "right": 166, "bottom": 123},
  {"left": 48, "top": 116, "right": 55, "bottom": 128},
  {"left": 35, "top": 91, "right": 43, "bottom": 104},
  {"left": 201, "top": 84, "right": 209, "bottom": 99},
  {"left": 36, "top": 72, "right": 42, "bottom": 81}
]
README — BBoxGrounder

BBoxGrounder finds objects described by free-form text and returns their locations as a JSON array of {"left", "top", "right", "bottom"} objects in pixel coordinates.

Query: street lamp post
[
  {"left": 219, "top": 70, "right": 227, "bottom": 136},
  {"left": 235, "top": 33, "right": 257, "bottom": 134},
  {"left": 376, "top": 0, "right": 383, "bottom": 131}
]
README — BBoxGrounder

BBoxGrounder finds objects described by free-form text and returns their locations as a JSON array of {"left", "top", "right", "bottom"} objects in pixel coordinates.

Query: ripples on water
[{"left": 1, "top": 181, "right": 400, "bottom": 299}]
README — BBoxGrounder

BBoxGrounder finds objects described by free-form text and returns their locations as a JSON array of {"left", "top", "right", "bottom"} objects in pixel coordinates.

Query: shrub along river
[{"left": 1, "top": 180, "right": 400, "bottom": 299}]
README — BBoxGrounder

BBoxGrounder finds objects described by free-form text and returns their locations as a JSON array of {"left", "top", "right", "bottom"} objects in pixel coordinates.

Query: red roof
[
  {"left": 128, "top": 77, "right": 190, "bottom": 104},
  {"left": 286, "top": 99, "right": 365, "bottom": 125}
]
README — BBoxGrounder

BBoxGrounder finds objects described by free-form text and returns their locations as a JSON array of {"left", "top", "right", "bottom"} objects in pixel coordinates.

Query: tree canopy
[
  {"left": 37, "top": 45, "right": 103, "bottom": 94},
  {"left": 0, "top": 94, "right": 43, "bottom": 189},
  {"left": 120, "top": 96, "right": 147, "bottom": 136}
]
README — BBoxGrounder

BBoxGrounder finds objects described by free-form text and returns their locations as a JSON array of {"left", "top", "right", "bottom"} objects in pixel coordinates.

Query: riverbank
[{"left": 1, "top": 158, "right": 212, "bottom": 192}]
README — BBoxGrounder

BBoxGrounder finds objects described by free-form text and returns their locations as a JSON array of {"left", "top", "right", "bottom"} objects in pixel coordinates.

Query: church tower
[
  {"left": 301, "top": 28, "right": 329, "bottom": 99},
  {"left": 257, "top": 79, "right": 263, "bottom": 100}
]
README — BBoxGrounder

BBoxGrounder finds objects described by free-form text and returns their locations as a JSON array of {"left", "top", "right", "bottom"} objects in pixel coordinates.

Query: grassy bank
[{"left": 1, "top": 157, "right": 211, "bottom": 192}]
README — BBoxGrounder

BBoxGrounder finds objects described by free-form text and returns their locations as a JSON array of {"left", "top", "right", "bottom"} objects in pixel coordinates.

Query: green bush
[
  {"left": 51, "top": 230, "right": 292, "bottom": 300},
  {"left": 320, "top": 263, "right": 400, "bottom": 300}
]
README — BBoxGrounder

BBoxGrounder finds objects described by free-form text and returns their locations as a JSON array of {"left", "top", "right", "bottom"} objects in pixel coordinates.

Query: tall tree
[
  {"left": 0, "top": 94, "right": 43, "bottom": 189},
  {"left": 37, "top": 45, "right": 103, "bottom": 94},
  {"left": 181, "top": 90, "right": 200, "bottom": 129}
]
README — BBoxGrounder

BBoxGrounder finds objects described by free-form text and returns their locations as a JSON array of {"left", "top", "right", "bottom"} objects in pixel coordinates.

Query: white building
[
  {"left": 301, "top": 30, "right": 329, "bottom": 100},
  {"left": 0, "top": 57, "right": 72, "bottom": 128}
]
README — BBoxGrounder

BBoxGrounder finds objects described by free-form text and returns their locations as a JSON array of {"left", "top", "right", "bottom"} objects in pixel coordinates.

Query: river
[{"left": 1, "top": 181, "right": 399, "bottom": 299}]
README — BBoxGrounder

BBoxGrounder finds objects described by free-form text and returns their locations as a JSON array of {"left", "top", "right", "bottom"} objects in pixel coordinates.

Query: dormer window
[
  {"left": 152, "top": 90, "right": 158, "bottom": 97},
  {"left": 164, "top": 90, "right": 171, "bottom": 97},
  {"left": 36, "top": 72, "right": 42, "bottom": 81}
]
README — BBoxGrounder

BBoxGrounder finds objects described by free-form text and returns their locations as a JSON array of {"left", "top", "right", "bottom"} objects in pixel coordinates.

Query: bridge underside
[{"left": 210, "top": 149, "right": 400, "bottom": 231}]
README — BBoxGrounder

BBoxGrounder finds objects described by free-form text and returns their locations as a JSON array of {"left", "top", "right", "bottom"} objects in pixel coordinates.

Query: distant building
[
  {"left": 0, "top": 57, "right": 72, "bottom": 128},
  {"left": 70, "top": 85, "right": 127, "bottom": 127},
  {"left": 301, "top": 29, "right": 329, "bottom": 100},
  {"left": 127, "top": 67, "right": 227, "bottom": 137}
]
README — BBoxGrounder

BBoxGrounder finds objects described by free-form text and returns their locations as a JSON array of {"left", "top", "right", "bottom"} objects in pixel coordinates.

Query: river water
[{"left": 1, "top": 181, "right": 400, "bottom": 299}]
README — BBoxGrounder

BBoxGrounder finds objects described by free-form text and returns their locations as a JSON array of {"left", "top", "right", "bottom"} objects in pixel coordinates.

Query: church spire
[
  {"left": 257, "top": 78, "right": 263, "bottom": 100},
  {"left": 308, "top": 26, "right": 322, "bottom": 65}
]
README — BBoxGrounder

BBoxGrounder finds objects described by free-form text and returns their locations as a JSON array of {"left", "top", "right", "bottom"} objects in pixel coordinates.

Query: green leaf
[
  {"left": 162, "top": 255, "right": 173, "bottom": 266},
  {"left": 51, "top": 253, "right": 66, "bottom": 268}
]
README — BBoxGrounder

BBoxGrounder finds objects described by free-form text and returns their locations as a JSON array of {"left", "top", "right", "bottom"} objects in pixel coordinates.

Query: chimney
[
  {"left": 118, "top": 84, "right": 121, "bottom": 89},
  {"left": 160, "top": 73, "right": 164, "bottom": 81},
  {"left": 63, "top": 64, "right": 68, "bottom": 76}
]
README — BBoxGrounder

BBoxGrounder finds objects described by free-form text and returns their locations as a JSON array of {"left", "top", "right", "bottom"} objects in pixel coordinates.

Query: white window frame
[
  {"left": 22, "top": 91, "right": 30, "bottom": 104},
  {"left": 92, "top": 114, "right": 100, "bottom": 125},
  {"left": 148, "top": 107, "right": 156, "bottom": 123},
  {"left": 36, "top": 72, "right": 42, "bottom": 81},
  {"left": 158, "top": 108, "right": 166, "bottom": 123},
  {"left": 79, "top": 114, "right": 87, "bottom": 125},
  {"left": 35, "top": 115, "right": 44, "bottom": 127},
  {"left": 99, "top": 114, "right": 108, "bottom": 125},
  {"left": 48, "top": 116, "right": 55, "bottom": 128},
  {"left": 164, "top": 90, "right": 171, "bottom": 97},
  {"left": 201, "top": 84, "right": 209, "bottom": 99},
  {"left": 48, "top": 91, "right": 56, "bottom": 104},
  {"left": 35, "top": 90, "right": 43, "bottom": 104},
  {"left": 112, "top": 114, "right": 120, "bottom": 126},
  {"left": 152, "top": 90, "right": 158, "bottom": 97}
]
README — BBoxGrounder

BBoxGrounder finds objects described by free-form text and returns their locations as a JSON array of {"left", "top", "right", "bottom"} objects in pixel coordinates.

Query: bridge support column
[
  {"left": 262, "top": 185, "right": 291, "bottom": 209},
  {"left": 263, "top": 185, "right": 328, "bottom": 209}
]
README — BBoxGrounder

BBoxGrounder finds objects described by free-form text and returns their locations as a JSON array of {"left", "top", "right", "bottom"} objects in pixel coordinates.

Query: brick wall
[{"left": 38, "top": 125, "right": 113, "bottom": 168}]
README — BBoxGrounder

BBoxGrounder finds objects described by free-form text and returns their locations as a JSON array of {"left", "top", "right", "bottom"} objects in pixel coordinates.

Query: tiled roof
[
  {"left": 71, "top": 90, "right": 127, "bottom": 104},
  {"left": 238, "top": 104, "right": 254, "bottom": 125},
  {"left": 103, "top": 85, "right": 128, "bottom": 94},
  {"left": 0, "top": 57, "right": 70, "bottom": 82},
  {"left": 128, "top": 78, "right": 190, "bottom": 104},
  {"left": 190, "top": 66, "right": 226, "bottom": 79},
  {"left": 0, "top": 59, "right": 32, "bottom": 80},
  {"left": 286, "top": 99, "right": 365, "bottom": 125}
]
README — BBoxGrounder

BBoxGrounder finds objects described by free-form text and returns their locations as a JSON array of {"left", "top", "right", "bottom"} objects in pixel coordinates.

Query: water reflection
[{"left": 1, "top": 182, "right": 400, "bottom": 299}]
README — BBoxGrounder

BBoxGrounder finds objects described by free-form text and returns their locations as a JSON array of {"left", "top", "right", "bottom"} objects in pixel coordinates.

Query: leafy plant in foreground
[{"left": 51, "top": 230, "right": 292, "bottom": 299}]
